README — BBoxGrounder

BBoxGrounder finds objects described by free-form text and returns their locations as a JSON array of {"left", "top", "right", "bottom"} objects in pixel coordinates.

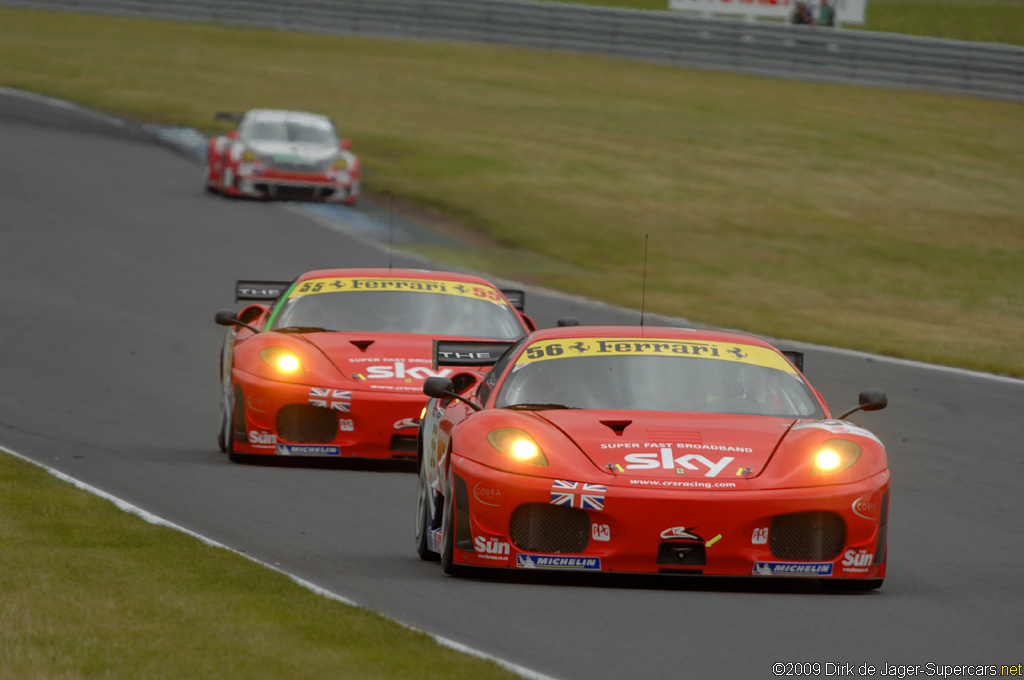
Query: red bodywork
[
  {"left": 218, "top": 268, "right": 531, "bottom": 462},
  {"left": 417, "top": 326, "right": 890, "bottom": 588}
]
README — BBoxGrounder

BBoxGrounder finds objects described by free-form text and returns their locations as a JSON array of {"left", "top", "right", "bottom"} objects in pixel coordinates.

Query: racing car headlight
[
  {"left": 486, "top": 428, "right": 548, "bottom": 466},
  {"left": 259, "top": 347, "right": 306, "bottom": 377},
  {"left": 811, "top": 439, "right": 861, "bottom": 475},
  {"left": 241, "top": 149, "right": 257, "bottom": 162},
  {"left": 333, "top": 157, "right": 350, "bottom": 170}
]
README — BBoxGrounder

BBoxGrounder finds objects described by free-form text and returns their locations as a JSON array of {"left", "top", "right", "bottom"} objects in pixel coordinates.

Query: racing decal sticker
[
  {"left": 474, "top": 536, "right": 511, "bottom": 561},
  {"left": 841, "top": 549, "right": 873, "bottom": 573},
  {"left": 550, "top": 480, "right": 607, "bottom": 511},
  {"left": 752, "top": 562, "right": 833, "bottom": 576},
  {"left": 365, "top": 362, "right": 452, "bottom": 381},
  {"left": 751, "top": 527, "right": 769, "bottom": 544},
  {"left": 661, "top": 526, "right": 701, "bottom": 540},
  {"left": 286, "top": 277, "right": 512, "bottom": 306},
  {"left": 624, "top": 448, "right": 734, "bottom": 477},
  {"left": 515, "top": 338, "right": 797, "bottom": 374},
  {"left": 276, "top": 444, "right": 341, "bottom": 456},
  {"left": 705, "top": 534, "right": 722, "bottom": 548},
  {"left": 339, "top": 419, "right": 354, "bottom": 432},
  {"left": 248, "top": 431, "right": 277, "bottom": 448},
  {"left": 473, "top": 483, "right": 502, "bottom": 507},
  {"left": 851, "top": 496, "right": 878, "bottom": 520},
  {"left": 516, "top": 554, "right": 602, "bottom": 570},
  {"left": 308, "top": 388, "right": 351, "bottom": 412},
  {"left": 592, "top": 524, "right": 610, "bottom": 542},
  {"left": 393, "top": 418, "right": 419, "bottom": 430}
]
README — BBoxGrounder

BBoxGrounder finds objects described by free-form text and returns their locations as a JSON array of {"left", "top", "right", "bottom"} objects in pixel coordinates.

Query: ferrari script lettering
[{"left": 624, "top": 448, "right": 734, "bottom": 477}]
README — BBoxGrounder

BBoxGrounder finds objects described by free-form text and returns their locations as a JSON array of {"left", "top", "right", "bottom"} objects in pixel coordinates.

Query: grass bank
[
  {"left": 1, "top": 8, "right": 1021, "bottom": 377},
  {"left": 0, "top": 451, "right": 519, "bottom": 680}
]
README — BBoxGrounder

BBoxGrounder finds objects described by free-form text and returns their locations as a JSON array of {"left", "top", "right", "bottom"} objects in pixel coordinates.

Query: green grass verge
[
  {"left": 1, "top": 8, "right": 1022, "bottom": 377},
  {"left": 537, "top": 0, "right": 1024, "bottom": 46},
  {"left": 0, "top": 451, "right": 519, "bottom": 680}
]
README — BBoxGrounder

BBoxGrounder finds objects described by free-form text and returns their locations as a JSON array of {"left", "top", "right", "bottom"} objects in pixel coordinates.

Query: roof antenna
[
  {"left": 640, "top": 233, "right": 649, "bottom": 327},
  {"left": 388, "top": 195, "right": 395, "bottom": 270}
]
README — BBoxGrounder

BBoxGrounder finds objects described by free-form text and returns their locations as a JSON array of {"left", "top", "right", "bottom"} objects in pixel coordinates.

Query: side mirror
[
  {"left": 835, "top": 388, "right": 888, "bottom": 420},
  {"left": 214, "top": 309, "right": 260, "bottom": 334},
  {"left": 340, "top": 138, "right": 352, "bottom": 151},
  {"left": 423, "top": 377, "right": 481, "bottom": 412},
  {"left": 227, "top": 130, "right": 238, "bottom": 140}
]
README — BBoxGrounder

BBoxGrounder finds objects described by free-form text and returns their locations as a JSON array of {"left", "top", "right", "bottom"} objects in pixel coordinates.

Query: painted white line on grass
[{"left": 0, "top": 444, "right": 561, "bottom": 680}]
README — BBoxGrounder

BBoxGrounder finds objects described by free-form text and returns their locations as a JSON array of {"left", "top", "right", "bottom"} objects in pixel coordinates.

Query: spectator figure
[
  {"left": 817, "top": 0, "right": 836, "bottom": 27},
  {"left": 792, "top": 1, "right": 814, "bottom": 24}
]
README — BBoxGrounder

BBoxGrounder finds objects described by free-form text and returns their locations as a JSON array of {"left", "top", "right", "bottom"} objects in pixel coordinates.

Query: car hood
[
  {"left": 536, "top": 410, "right": 793, "bottom": 480},
  {"left": 246, "top": 140, "right": 337, "bottom": 165},
  {"left": 301, "top": 333, "right": 453, "bottom": 392}
]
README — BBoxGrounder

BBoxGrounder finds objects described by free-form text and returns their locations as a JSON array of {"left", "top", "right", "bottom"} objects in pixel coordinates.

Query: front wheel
[
  {"left": 415, "top": 456, "right": 440, "bottom": 561},
  {"left": 439, "top": 467, "right": 464, "bottom": 576}
]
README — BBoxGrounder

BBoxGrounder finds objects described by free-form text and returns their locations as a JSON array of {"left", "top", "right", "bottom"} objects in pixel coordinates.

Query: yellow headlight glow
[
  {"left": 486, "top": 428, "right": 548, "bottom": 466},
  {"left": 811, "top": 439, "right": 861, "bottom": 475},
  {"left": 241, "top": 149, "right": 257, "bottom": 162},
  {"left": 259, "top": 347, "right": 306, "bottom": 376}
]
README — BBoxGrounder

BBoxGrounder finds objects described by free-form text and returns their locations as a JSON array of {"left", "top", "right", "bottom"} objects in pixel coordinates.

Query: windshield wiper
[
  {"left": 275, "top": 326, "right": 333, "bottom": 334},
  {"left": 505, "top": 403, "right": 578, "bottom": 411}
]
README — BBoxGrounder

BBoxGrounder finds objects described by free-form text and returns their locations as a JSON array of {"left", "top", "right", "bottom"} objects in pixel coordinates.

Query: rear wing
[
  {"left": 432, "top": 340, "right": 516, "bottom": 370},
  {"left": 500, "top": 288, "right": 525, "bottom": 312},
  {"left": 235, "top": 280, "right": 291, "bottom": 302},
  {"left": 215, "top": 111, "right": 244, "bottom": 122}
]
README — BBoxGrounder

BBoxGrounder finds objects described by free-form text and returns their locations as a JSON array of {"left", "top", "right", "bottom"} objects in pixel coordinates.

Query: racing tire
[
  {"left": 439, "top": 467, "right": 465, "bottom": 576},
  {"left": 819, "top": 578, "right": 884, "bottom": 592},
  {"left": 222, "top": 167, "right": 235, "bottom": 194},
  {"left": 415, "top": 472, "right": 440, "bottom": 562}
]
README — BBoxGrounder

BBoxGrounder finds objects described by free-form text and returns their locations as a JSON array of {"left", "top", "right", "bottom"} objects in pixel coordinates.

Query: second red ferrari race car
[
  {"left": 416, "top": 325, "right": 890, "bottom": 589},
  {"left": 215, "top": 268, "right": 534, "bottom": 463},
  {"left": 205, "top": 109, "right": 361, "bottom": 203}
]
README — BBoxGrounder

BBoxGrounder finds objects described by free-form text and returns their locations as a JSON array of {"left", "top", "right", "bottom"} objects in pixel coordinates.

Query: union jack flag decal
[
  {"left": 308, "top": 388, "right": 351, "bottom": 412},
  {"left": 550, "top": 480, "right": 606, "bottom": 511}
]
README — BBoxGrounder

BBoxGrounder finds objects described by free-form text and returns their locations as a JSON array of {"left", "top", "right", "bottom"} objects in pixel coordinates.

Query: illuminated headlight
[
  {"left": 811, "top": 439, "right": 861, "bottom": 474},
  {"left": 333, "top": 156, "right": 350, "bottom": 170},
  {"left": 241, "top": 149, "right": 257, "bottom": 162},
  {"left": 486, "top": 428, "right": 548, "bottom": 466},
  {"left": 259, "top": 347, "right": 306, "bottom": 376}
]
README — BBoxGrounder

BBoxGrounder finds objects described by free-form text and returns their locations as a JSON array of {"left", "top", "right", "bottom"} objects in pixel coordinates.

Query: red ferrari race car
[
  {"left": 215, "top": 268, "right": 534, "bottom": 463},
  {"left": 205, "top": 109, "right": 360, "bottom": 204},
  {"left": 416, "top": 325, "right": 890, "bottom": 590}
]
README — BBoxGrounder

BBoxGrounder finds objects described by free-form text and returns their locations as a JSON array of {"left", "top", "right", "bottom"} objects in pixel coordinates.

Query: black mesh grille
[
  {"left": 450, "top": 373, "right": 477, "bottom": 394},
  {"left": 276, "top": 404, "right": 337, "bottom": 443},
  {"left": 390, "top": 435, "right": 417, "bottom": 454},
  {"left": 770, "top": 511, "right": 846, "bottom": 561},
  {"left": 509, "top": 503, "right": 590, "bottom": 554}
]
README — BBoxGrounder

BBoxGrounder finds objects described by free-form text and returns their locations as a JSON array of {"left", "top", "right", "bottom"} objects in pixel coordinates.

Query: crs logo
[
  {"left": 751, "top": 527, "right": 768, "bottom": 545},
  {"left": 660, "top": 527, "right": 701, "bottom": 541},
  {"left": 474, "top": 536, "right": 510, "bottom": 560},
  {"left": 852, "top": 496, "right": 878, "bottom": 520},
  {"left": 842, "top": 549, "right": 873, "bottom": 568},
  {"left": 365, "top": 362, "right": 452, "bottom": 381},
  {"left": 625, "top": 448, "right": 734, "bottom": 477},
  {"left": 248, "top": 430, "right": 277, "bottom": 447}
]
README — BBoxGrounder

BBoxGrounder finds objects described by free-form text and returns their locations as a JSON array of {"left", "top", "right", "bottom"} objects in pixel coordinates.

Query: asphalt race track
[{"left": 1, "top": 89, "right": 1022, "bottom": 679}]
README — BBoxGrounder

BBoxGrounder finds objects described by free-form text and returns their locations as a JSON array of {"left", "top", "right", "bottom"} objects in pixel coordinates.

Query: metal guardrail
[{"left": 4, "top": 0, "right": 1023, "bottom": 102}]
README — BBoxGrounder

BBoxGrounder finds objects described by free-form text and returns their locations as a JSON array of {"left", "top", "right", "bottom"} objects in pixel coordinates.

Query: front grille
[
  {"left": 656, "top": 541, "right": 706, "bottom": 566},
  {"left": 509, "top": 503, "right": 589, "bottom": 554},
  {"left": 255, "top": 184, "right": 333, "bottom": 200},
  {"left": 276, "top": 404, "right": 337, "bottom": 443},
  {"left": 769, "top": 511, "right": 846, "bottom": 561}
]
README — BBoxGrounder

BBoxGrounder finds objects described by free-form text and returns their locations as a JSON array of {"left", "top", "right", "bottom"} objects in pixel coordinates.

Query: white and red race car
[{"left": 205, "top": 109, "right": 360, "bottom": 204}]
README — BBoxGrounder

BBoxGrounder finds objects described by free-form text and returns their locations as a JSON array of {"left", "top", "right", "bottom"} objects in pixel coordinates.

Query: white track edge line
[{"left": 0, "top": 444, "right": 561, "bottom": 680}]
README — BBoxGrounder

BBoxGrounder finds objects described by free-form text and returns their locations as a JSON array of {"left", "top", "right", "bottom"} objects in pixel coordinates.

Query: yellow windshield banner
[
  {"left": 516, "top": 338, "right": 797, "bottom": 374},
  {"left": 288, "top": 277, "right": 510, "bottom": 306}
]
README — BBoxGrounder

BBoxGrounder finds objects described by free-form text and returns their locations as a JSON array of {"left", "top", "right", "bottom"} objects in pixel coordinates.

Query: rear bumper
[
  {"left": 231, "top": 369, "right": 423, "bottom": 458},
  {"left": 445, "top": 456, "right": 889, "bottom": 579}
]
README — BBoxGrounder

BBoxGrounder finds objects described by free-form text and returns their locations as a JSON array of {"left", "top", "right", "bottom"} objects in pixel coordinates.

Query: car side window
[{"left": 476, "top": 339, "right": 525, "bottom": 406}]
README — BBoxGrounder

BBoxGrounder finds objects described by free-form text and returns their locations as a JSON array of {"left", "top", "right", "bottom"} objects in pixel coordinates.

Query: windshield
[
  {"left": 240, "top": 119, "right": 337, "bottom": 146},
  {"left": 269, "top": 277, "right": 525, "bottom": 340},
  {"left": 495, "top": 338, "right": 824, "bottom": 418}
]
